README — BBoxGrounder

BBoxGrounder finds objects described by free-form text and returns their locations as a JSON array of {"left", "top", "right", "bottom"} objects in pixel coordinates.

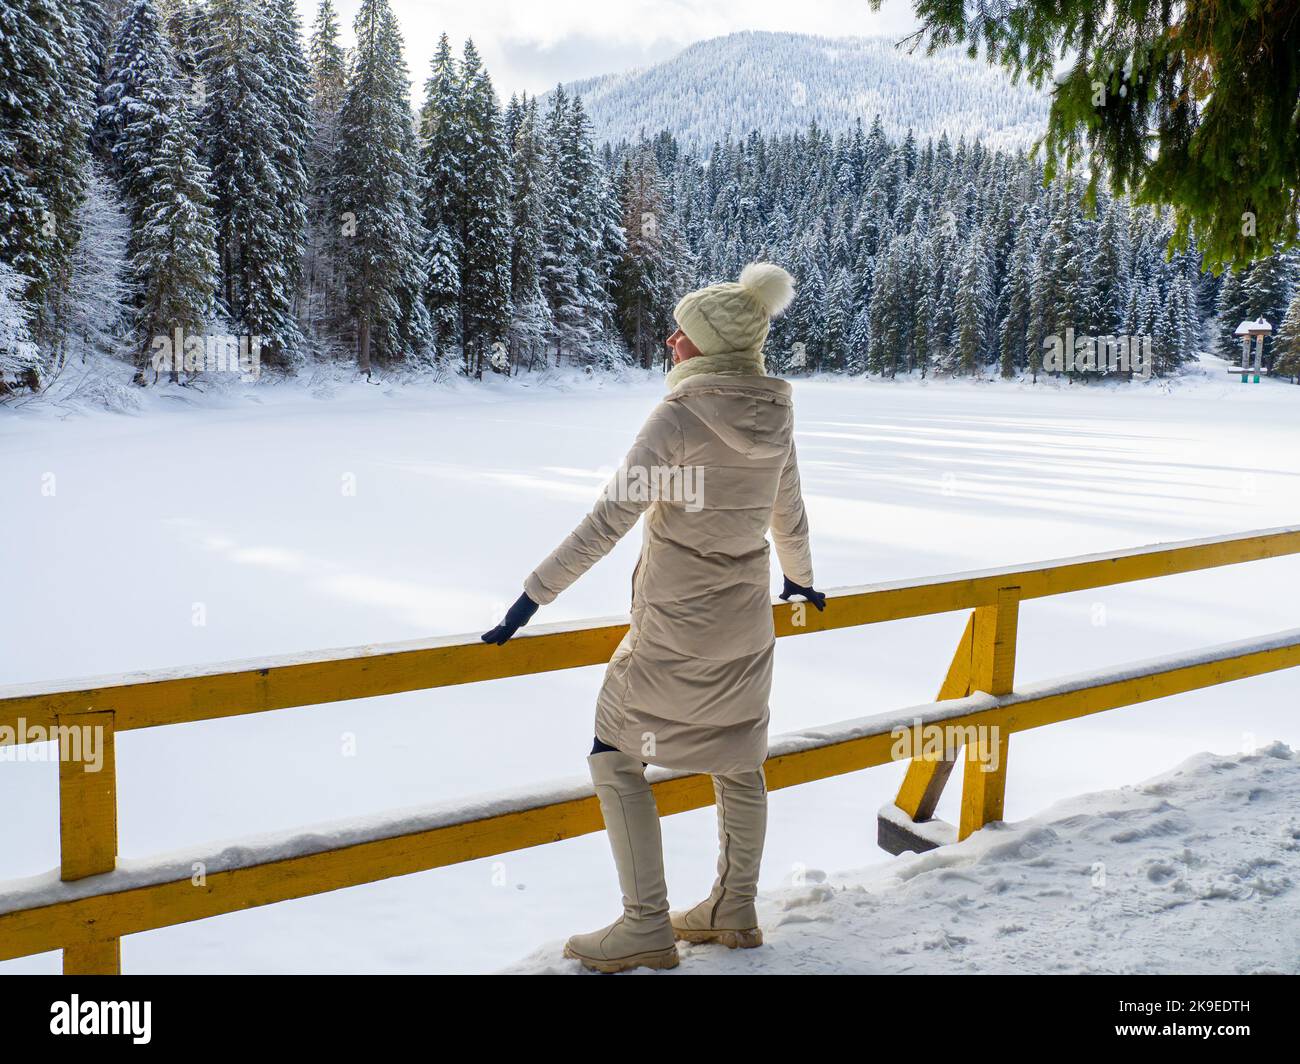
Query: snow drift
[{"left": 512, "top": 743, "right": 1300, "bottom": 974}]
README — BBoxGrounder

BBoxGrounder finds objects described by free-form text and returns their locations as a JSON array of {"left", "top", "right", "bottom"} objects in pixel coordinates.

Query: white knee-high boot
[
  {"left": 564, "top": 749, "right": 679, "bottom": 973},
  {"left": 670, "top": 768, "right": 767, "bottom": 948}
]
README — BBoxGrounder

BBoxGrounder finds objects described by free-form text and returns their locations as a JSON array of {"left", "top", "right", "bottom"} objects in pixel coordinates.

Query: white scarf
[{"left": 665, "top": 349, "right": 766, "bottom": 391}]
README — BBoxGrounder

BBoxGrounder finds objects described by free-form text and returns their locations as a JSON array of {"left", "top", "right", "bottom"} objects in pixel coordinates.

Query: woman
[{"left": 483, "top": 262, "right": 824, "bottom": 973}]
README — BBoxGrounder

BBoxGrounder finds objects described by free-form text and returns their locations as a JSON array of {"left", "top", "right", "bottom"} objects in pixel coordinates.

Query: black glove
[
  {"left": 779, "top": 575, "right": 826, "bottom": 611},
  {"left": 481, "top": 592, "right": 540, "bottom": 645}
]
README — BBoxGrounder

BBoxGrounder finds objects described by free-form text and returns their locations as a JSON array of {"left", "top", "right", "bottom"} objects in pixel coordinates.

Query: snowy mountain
[{"left": 562, "top": 31, "right": 1049, "bottom": 150}]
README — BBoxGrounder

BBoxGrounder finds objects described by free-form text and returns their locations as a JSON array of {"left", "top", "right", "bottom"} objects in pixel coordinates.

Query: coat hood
[{"left": 665, "top": 373, "right": 793, "bottom": 459}]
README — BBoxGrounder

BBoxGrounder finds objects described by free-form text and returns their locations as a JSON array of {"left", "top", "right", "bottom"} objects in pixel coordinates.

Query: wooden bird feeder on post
[{"left": 1230, "top": 319, "right": 1273, "bottom": 382}]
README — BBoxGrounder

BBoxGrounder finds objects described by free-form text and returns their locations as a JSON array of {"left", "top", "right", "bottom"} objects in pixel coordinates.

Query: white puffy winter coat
[{"left": 524, "top": 372, "right": 814, "bottom": 774}]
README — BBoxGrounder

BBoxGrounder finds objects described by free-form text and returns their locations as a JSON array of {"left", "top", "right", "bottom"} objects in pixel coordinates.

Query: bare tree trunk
[{"left": 358, "top": 316, "right": 371, "bottom": 377}]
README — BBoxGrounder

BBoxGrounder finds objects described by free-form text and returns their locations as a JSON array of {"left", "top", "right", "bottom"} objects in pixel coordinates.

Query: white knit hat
[{"left": 673, "top": 262, "right": 796, "bottom": 359}]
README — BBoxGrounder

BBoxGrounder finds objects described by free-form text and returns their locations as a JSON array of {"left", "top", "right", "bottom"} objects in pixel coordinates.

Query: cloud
[
  {"left": 297, "top": 0, "right": 920, "bottom": 101},
  {"left": 493, "top": 33, "right": 686, "bottom": 96}
]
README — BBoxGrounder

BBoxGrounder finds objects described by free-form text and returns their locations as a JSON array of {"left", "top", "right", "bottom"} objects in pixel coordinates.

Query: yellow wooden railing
[{"left": 3, "top": 525, "right": 1300, "bottom": 974}]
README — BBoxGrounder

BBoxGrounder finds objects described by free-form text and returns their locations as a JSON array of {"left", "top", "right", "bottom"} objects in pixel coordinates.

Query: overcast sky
[{"left": 295, "top": 0, "right": 922, "bottom": 102}]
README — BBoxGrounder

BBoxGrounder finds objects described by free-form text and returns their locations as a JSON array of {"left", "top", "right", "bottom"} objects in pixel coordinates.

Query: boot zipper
[{"left": 711, "top": 793, "right": 731, "bottom": 927}]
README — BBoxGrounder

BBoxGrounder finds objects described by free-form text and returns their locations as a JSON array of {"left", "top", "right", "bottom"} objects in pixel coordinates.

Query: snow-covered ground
[
  {"left": 3, "top": 355, "right": 1300, "bottom": 973},
  {"left": 513, "top": 743, "right": 1300, "bottom": 974}
]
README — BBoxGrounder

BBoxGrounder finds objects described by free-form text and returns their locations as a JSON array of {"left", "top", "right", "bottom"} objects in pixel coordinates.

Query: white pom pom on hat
[
  {"left": 738, "top": 261, "right": 795, "bottom": 317},
  {"left": 672, "top": 260, "right": 797, "bottom": 359}
]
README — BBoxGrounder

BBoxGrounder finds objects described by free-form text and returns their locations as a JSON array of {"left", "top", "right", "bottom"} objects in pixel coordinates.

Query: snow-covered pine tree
[
  {"left": 1028, "top": 212, "right": 1061, "bottom": 379},
  {"left": 0, "top": 0, "right": 96, "bottom": 376},
  {"left": 155, "top": 0, "right": 201, "bottom": 82},
  {"left": 847, "top": 305, "right": 871, "bottom": 376},
  {"left": 503, "top": 93, "right": 523, "bottom": 152},
  {"left": 999, "top": 223, "right": 1035, "bottom": 377},
  {"left": 825, "top": 266, "right": 854, "bottom": 372},
  {"left": 0, "top": 260, "right": 41, "bottom": 388},
  {"left": 75, "top": 0, "right": 115, "bottom": 89},
  {"left": 46, "top": 4, "right": 100, "bottom": 366},
  {"left": 1050, "top": 188, "right": 1097, "bottom": 367},
  {"left": 199, "top": 0, "right": 304, "bottom": 365},
  {"left": 539, "top": 86, "right": 585, "bottom": 362},
  {"left": 100, "top": 0, "right": 179, "bottom": 209},
  {"left": 866, "top": 231, "right": 907, "bottom": 376},
  {"left": 566, "top": 95, "right": 620, "bottom": 348},
  {"left": 593, "top": 160, "right": 630, "bottom": 362},
  {"left": 304, "top": 0, "right": 349, "bottom": 351},
  {"left": 953, "top": 234, "right": 991, "bottom": 374},
  {"left": 418, "top": 32, "right": 465, "bottom": 353},
  {"left": 331, "top": 0, "right": 431, "bottom": 374},
  {"left": 1242, "top": 252, "right": 1297, "bottom": 369},
  {"left": 265, "top": 0, "right": 313, "bottom": 336},
  {"left": 1150, "top": 300, "right": 1174, "bottom": 378},
  {"left": 980, "top": 174, "right": 1014, "bottom": 367},
  {"left": 1133, "top": 283, "right": 1159, "bottom": 376},
  {"left": 391, "top": 119, "right": 435, "bottom": 366},
  {"left": 1273, "top": 286, "right": 1300, "bottom": 382},
  {"left": 924, "top": 206, "right": 959, "bottom": 369},
  {"left": 847, "top": 238, "right": 875, "bottom": 364},
  {"left": 98, "top": 0, "right": 220, "bottom": 382},
  {"left": 613, "top": 144, "right": 684, "bottom": 368},
  {"left": 78, "top": 0, "right": 121, "bottom": 171},
  {"left": 1166, "top": 272, "right": 1199, "bottom": 369},
  {"left": 457, "top": 40, "right": 513, "bottom": 377},
  {"left": 132, "top": 92, "right": 219, "bottom": 383},
  {"left": 786, "top": 236, "right": 828, "bottom": 372},
  {"left": 507, "top": 96, "right": 553, "bottom": 371},
  {"left": 308, "top": 0, "right": 347, "bottom": 114},
  {"left": 1213, "top": 268, "right": 1252, "bottom": 361},
  {"left": 1093, "top": 199, "right": 1130, "bottom": 335},
  {"left": 909, "top": 266, "right": 931, "bottom": 375}
]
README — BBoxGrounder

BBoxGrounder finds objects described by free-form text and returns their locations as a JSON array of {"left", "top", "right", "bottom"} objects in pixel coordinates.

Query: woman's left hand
[
  {"left": 482, "top": 591, "right": 540, "bottom": 644},
  {"left": 779, "top": 576, "right": 826, "bottom": 611}
]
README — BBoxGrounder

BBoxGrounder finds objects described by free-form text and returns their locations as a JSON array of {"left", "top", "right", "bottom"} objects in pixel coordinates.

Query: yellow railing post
[
  {"left": 894, "top": 612, "right": 974, "bottom": 820},
  {"left": 958, "top": 586, "right": 1019, "bottom": 840},
  {"left": 57, "top": 709, "right": 121, "bottom": 974},
  {"left": 893, "top": 584, "right": 1019, "bottom": 839}
]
